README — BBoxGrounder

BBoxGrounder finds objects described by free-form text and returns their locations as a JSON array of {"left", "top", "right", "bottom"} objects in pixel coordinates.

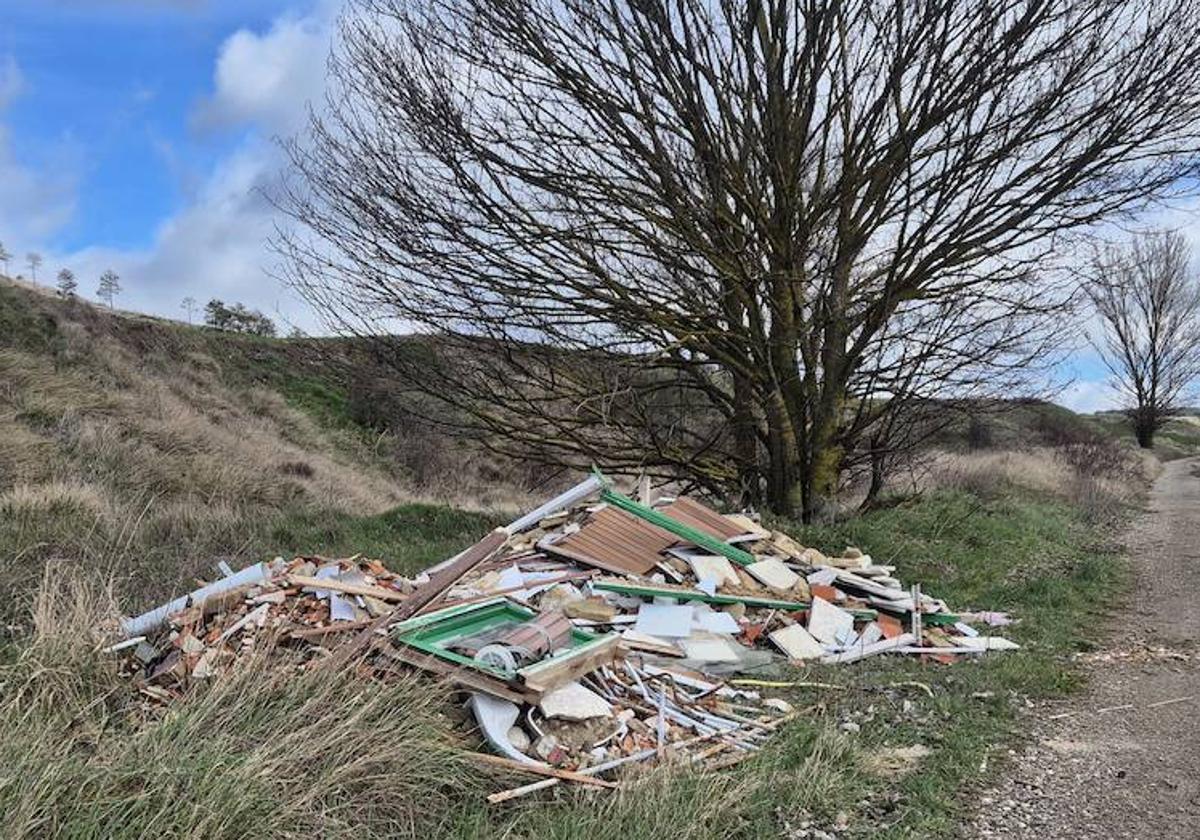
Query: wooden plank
[
  {"left": 518, "top": 634, "right": 620, "bottom": 694},
  {"left": 288, "top": 574, "right": 406, "bottom": 602},
  {"left": 468, "top": 753, "right": 619, "bottom": 789},
  {"left": 374, "top": 641, "right": 537, "bottom": 705}
]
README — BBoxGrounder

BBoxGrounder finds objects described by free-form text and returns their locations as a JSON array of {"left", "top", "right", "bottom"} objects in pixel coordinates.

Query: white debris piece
[
  {"left": 954, "top": 636, "right": 1020, "bottom": 651},
  {"left": 768, "top": 623, "right": 825, "bottom": 660},
  {"left": 808, "top": 596, "right": 856, "bottom": 646},
  {"left": 539, "top": 682, "right": 613, "bottom": 720},
  {"left": 745, "top": 558, "right": 801, "bottom": 591},
  {"left": 634, "top": 603, "right": 695, "bottom": 638}
]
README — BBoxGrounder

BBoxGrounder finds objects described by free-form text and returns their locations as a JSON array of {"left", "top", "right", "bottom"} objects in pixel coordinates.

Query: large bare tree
[
  {"left": 278, "top": 0, "right": 1200, "bottom": 519},
  {"left": 1087, "top": 231, "right": 1200, "bottom": 448}
]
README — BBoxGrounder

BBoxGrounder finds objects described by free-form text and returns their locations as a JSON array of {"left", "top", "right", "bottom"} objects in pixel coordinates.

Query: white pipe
[
  {"left": 505, "top": 475, "right": 604, "bottom": 534},
  {"left": 121, "top": 561, "right": 271, "bottom": 637}
]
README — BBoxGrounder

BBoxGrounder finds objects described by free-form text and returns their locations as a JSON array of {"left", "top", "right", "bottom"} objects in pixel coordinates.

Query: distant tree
[
  {"left": 204, "top": 299, "right": 232, "bottom": 330},
  {"left": 1087, "top": 231, "right": 1200, "bottom": 448},
  {"left": 204, "top": 298, "right": 276, "bottom": 336},
  {"left": 96, "top": 269, "right": 121, "bottom": 309},
  {"left": 56, "top": 268, "right": 77, "bottom": 297},
  {"left": 0, "top": 242, "right": 10, "bottom": 276},
  {"left": 180, "top": 296, "right": 198, "bottom": 324},
  {"left": 26, "top": 252, "right": 42, "bottom": 282}
]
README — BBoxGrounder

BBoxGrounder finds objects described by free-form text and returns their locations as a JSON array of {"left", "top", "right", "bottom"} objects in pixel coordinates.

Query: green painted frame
[{"left": 391, "top": 597, "right": 615, "bottom": 679}]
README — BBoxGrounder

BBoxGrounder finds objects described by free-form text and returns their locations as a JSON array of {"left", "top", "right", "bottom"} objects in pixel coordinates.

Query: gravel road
[{"left": 966, "top": 457, "right": 1200, "bottom": 839}]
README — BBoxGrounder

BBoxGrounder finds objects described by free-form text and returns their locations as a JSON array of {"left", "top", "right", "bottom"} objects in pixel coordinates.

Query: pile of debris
[{"left": 112, "top": 473, "right": 1016, "bottom": 800}]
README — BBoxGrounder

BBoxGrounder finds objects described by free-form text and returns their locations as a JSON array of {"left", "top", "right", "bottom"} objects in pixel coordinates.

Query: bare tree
[
  {"left": 26, "top": 252, "right": 42, "bottom": 283},
  {"left": 1087, "top": 232, "right": 1200, "bottom": 448},
  {"left": 181, "top": 296, "right": 198, "bottom": 324},
  {"left": 279, "top": 0, "right": 1200, "bottom": 519},
  {"left": 56, "top": 268, "right": 77, "bottom": 298},
  {"left": 96, "top": 269, "right": 121, "bottom": 309},
  {"left": 0, "top": 242, "right": 10, "bottom": 277}
]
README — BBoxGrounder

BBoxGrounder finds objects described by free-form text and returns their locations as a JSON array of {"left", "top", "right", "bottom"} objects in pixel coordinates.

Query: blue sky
[
  {"left": 0, "top": 0, "right": 332, "bottom": 330},
  {"left": 0, "top": 0, "right": 1186, "bottom": 411}
]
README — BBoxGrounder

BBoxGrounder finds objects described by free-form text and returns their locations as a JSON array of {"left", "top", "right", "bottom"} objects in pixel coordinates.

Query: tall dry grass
[
  {"left": 916, "top": 440, "right": 1153, "bottom": 522},
  {"left": 0, "top": 569, "right": 483, "bottom": 840}
]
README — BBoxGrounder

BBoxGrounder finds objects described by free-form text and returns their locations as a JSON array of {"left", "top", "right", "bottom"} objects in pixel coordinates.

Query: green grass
[
  {"left": 0, "top": 484, "right": 1130, "bottom": 839},
  {"left": 267, "top": 503, "right": 500, "bottom": 576}
]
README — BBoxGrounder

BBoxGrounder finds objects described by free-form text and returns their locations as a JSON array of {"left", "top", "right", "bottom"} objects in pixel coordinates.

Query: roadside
[{"left": 968, "top": 457, "right": 1200, "bottom": 839}]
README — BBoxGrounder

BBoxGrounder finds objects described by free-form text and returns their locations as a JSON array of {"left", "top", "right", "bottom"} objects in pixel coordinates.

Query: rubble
[{"left": 111, "top": 472, "right": 1019, "bottom": 800}]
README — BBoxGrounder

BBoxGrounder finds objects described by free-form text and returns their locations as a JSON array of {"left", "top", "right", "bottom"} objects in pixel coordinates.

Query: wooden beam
[
  {"left": 288, "top": 574, "right": 406, "bottom": 602},
  {"left": 468, "top": 753, "right": 619, "bottom": 789}
]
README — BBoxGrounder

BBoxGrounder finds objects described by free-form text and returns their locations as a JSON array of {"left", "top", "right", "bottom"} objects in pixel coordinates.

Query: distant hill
[{"left": 0, "top": 278, "right": 537, "bottom": 623}]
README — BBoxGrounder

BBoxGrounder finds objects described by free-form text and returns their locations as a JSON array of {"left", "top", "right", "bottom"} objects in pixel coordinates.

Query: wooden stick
[
  {"left": 416, "top": 570, "right": 595, "bottom": 616},
  {"left": 469, "top": 753, "right": 619, "bottom": 789},
  {"left": 288, "top": 575, "right": 406, "bottom": 602}
]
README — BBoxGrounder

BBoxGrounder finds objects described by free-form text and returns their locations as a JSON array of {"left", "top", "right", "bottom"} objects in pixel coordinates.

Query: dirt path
[{"left": 967, "top": 458, "right": 1200, "bottom": 839}]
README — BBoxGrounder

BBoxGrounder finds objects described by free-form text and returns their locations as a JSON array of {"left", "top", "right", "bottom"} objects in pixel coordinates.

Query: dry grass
[
  {"left": 914, "top": 442, "right": 1152, "bottom": 523},
  {"left": 0, "top": 570, "right": 486, "bottom": 840}
]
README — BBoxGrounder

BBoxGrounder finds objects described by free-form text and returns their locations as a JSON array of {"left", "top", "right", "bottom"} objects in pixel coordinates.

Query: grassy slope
[
  {"left": 1091, "top": 410, "right": 1200, "bottom": 460},
  {"left": 0, "top": 280, "right": 505, "bottom": 632},
  {"left": 0, "top": 279, "right": 1138, "bottom": 837}
]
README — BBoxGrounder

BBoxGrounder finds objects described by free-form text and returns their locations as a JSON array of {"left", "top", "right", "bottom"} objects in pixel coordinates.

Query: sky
[
  {"left": 0, "top": 0, "right": 335, "bottom": 332},
  {"left": 0, "top": 0, "right": 1196, "bottom": 412}
]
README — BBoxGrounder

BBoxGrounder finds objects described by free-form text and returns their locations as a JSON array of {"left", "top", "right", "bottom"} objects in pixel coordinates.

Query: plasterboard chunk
[
  {"left": 692, "top": 607, "right": 740, "bottom": 634},
  {"left": 679, "top": 632, "right": 743, "bottom": 662},
  {"left": 769, "top": 623, "right": 825, "bottom": 660},
  {"left": 539, "top": 682, "right": 613, "bottom": 720},
  {"left": 685, "top": 554, "right": 740, "bottom": 588},
  {"left": 745, "top": 558, "right": 801, "bottom": 591},
  {"left": 808, "top": 596, "right": 856, "bottom": 646},
  {"left": 634, "top": 603, "right": 695, "bottom": 638}
]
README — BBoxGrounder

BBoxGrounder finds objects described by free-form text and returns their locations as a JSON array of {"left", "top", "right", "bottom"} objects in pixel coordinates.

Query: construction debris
[{"left": 112, "top": 472, "right": 1018, "bottom": 800}]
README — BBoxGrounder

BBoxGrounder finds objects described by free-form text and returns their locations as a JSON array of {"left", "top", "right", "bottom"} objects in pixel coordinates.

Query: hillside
[
  {"left": 0, "top": 277, "right": 1162, "bottom": 839},
  {"left": 0, "top": 279, "right": 540, "bottom": 627}
]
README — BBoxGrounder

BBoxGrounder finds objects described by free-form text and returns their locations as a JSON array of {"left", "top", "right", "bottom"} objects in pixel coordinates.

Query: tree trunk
[
  {"left": 860, "top": 448, "right": 887, "bottom": 512},
  {"left": 1135, "top": 419, "right": 1156, "bottom": 449},
  {"left": 731, "top": 371, "right": 760, "bottom": 508},
  {"left": 763, "top": 390, "right": 800, "bottom": 518}
]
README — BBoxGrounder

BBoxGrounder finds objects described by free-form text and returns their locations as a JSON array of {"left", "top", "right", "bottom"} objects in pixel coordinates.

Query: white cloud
[
  {"left": 37, "top": 4, "right": 340, "bottom": 331},
  {"left": 0, "top": 54, "right": 81, "bottom": 254},
  {"left": 1056, "top": 379, "right": 1121, "bottom": 414},
  {"left": 193, "top": 11, "right": 329, "bottom": 134}
]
